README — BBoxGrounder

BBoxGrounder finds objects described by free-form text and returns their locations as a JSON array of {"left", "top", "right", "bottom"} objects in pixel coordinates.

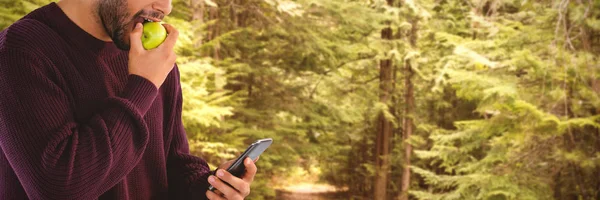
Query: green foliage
[
  {"left": 409, "top": 1, "right": 600, "bottom": 199},
  {"left": 4, "top": 0, "right": 600, "bottom": 199},
  {"left": 0, "top": 0, "right": 54, "bottom": 29}
]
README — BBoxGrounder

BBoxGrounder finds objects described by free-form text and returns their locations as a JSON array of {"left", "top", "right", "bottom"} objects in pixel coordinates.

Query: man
[{"left": 0, "top": 0, "right": 254, "bottom": 199}]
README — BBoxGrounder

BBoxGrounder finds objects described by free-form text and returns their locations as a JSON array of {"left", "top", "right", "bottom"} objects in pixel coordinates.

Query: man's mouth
[
  {"left": 132, "top": 16, "right": 162, "bottom": 29},
  {"left": 143, "top": 16, "right": 162, "bottom": 22}
]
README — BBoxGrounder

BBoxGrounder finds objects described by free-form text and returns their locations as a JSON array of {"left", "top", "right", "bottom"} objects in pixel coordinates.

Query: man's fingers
[
  {"left": 214, "top": 189, "right": 224, "bottom": 196},
  {"left": 210, "top": 157, "right": 256, "bottom": 199},
  {"left": 159, "top": 23, "right": 179, "bottom": 51},
  {"left": 205, "top": 190, "right": 226, "bottom": 200},
  {"left": 242, "top": 157, "right": 257, "bottom": 183},
  {"left": 129, "top": 23, "right": 144, "bottom": 52},
  {"left": 208, "top": 175, "right": 243, "bottom": 199},
  {"left": 215, "top": 169, "right": 250, "bottom": 197}
]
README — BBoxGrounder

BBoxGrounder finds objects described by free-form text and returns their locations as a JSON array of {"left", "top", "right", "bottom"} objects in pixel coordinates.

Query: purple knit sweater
[{"left": 0, "top": 3, "right": 210, "bottom": 199}]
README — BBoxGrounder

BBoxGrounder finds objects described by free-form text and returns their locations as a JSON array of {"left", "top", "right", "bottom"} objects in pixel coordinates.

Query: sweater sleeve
[
  {"left": 0, "top": 48, "right": 157, "bottom": 199},
  {"left": 166, "top": 67, "right": 211, "bottom": 200}
]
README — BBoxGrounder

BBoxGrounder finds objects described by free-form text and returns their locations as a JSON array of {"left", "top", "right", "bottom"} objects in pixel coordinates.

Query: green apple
[{"left": 141, "top": 22, "right": 167, "bottom": 50}]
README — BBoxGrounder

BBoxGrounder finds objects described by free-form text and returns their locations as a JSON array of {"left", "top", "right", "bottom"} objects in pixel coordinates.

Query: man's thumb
[{"left": 129, "top": 23, "right": 143, "bottom": 51}]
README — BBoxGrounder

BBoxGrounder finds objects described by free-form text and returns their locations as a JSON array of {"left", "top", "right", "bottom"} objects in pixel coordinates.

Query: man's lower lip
[{"left": 142, "top": 17, "right": 162, "bottom": 22}]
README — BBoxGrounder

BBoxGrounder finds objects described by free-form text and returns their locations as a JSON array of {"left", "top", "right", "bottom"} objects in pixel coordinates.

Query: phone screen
[{"left": 208, "top": 138, "right": 273, "bottom": 191}]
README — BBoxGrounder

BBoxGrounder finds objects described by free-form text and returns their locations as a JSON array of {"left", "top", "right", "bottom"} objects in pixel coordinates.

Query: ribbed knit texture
[{"left": 0, "top": 3, "right": 211, "bottom": 199}]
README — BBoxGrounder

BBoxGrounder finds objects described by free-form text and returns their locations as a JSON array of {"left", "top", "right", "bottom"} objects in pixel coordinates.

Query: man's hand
[
  {"left": 206, "top": 157, "right": 257, "bottom": 200},
  {"left": 128, "top": 23, "right": 179, "bottom": 88}
]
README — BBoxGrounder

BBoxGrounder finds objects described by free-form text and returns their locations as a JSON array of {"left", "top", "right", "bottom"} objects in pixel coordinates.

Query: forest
[{"left": 2, "top": 0, "right": 600, "bottom": 199}]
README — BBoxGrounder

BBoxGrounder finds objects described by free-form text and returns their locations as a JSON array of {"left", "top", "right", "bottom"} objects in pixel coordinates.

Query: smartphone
[{"left": 208, "top": 138, "right": 273, "bottom": 191}]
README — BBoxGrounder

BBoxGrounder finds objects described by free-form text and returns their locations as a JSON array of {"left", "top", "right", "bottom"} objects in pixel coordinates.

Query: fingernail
[
  {"left": 217, "top": 170, "right": 224, "bottom": 177},
  {"left": 246, "top": 158, "right": 251, "bottom": 164},
  {"left": 208, "top": 176, "right": 215, "bottom": 183},
  {"left": 136, "top": 23, "right": 142, "bottom": 29}
]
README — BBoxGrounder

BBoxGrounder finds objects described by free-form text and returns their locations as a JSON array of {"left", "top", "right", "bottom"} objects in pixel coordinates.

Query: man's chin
[
  {"left": 111, "top": 37, "right": 130, "bottom": 50},
  {"left": 111, "top": 30, "right": 131, "bottom": 50}
]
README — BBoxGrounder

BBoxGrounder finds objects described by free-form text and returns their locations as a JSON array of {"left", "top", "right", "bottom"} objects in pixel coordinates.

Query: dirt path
[{"left": 275, "top": 184, "right": 348, "bottom": 200}]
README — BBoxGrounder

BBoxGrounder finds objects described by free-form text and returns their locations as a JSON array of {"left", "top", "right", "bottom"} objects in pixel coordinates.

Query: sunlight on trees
[{"left": 2, "top": 0, "right": 600, "bottom": 199}]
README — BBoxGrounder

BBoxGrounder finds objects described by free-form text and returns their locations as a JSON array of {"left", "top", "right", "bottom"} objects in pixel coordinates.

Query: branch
[
  {"left": 307, "top": 57, "right": 377, "bottom": 99},
  {"left": 553, "top": 0, "right": 569, "bottom": 48}
]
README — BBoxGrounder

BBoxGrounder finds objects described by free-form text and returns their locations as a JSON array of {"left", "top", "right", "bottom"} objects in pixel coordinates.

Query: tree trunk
[
  {"left": 190, "top": 0, "right": 205, "bottom": 48},
  {"left": 375, "top": 36, "right": 393, "bottom": 200},
  {"left": 212, "top": 7, "right": 220, "bottom": 60},
  {"left": 190, "top": 0, "right": 204, "bottom": 22},
  {"left": 374, "top": 0, "right": 394, "bottom": 197},
  {"left": 398, "top": 17, "right": 418, "bottom": 200},
  {"left": 553, "top": 170, "right": 563, "bottom": 199},
  {"left": 207, "top": 4, "right": 220, "bottom": 60}
]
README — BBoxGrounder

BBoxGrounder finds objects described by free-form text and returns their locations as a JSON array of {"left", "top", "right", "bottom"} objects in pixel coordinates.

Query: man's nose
[{"left": 153, "top": 0, "right": 172, "bottom": 16}]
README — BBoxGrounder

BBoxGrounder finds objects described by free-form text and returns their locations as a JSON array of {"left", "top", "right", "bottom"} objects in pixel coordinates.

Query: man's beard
[
  {"left": 97, "top": 0, "right": 132, "bottom": 50},
  {"left": 97, "top": 0, "right": 157, "bottom": 50},
  {"left": 96, "top": 0, "right": 165, "bottom": 50}
]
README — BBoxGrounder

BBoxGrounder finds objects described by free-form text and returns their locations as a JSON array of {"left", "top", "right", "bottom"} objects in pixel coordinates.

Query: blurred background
[{"left": 2, "top": 0, "right": 600, "bottom": 199}]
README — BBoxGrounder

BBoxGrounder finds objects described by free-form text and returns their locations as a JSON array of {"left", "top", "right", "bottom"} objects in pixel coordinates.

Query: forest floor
[{"left": 275, "top": 183, "right": 348, "bottom": 200}]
